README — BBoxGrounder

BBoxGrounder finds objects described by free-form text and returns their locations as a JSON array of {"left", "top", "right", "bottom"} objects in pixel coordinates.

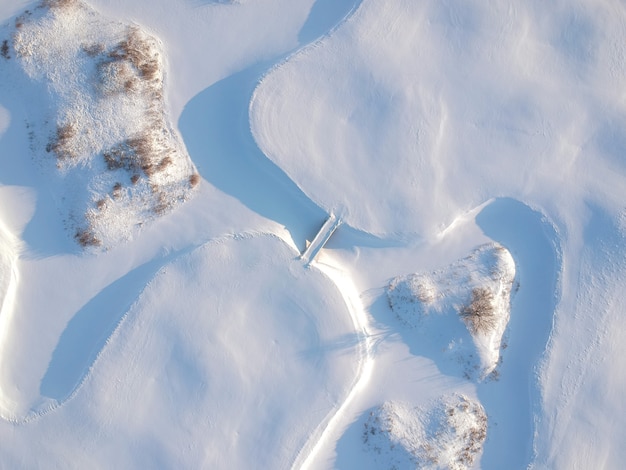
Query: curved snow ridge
[
  {"left": 251, "top": 0, "right": 362, "bottom": 97},
  {"left": 0, "top": 218, "right": 20, "bottom": 420},
  {"left": 0, "top": 240, "right": 201, "bottom": 424},
  {"left": 474, "top": 197, "right": 562, "bottom": 468},
  {"left": 248, "top": 0, "right": 367, "bottom": 218},
  {"left": 292, "top": 253, "right": 374, "bottom": 470},
  {"left": 67, "top": 232, "right": 360, "bottom": 468}
]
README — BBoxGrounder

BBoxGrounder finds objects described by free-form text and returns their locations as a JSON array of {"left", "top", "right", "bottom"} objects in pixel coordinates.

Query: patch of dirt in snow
[
  {"left": 2, "top": 0, "right": 198, "bottom": 248},
  {"left": 362, "top": 395, "right": 487, "bottom": 470},
  {"left": 387, "top": 243, "right": 515, "bottom": 380}
]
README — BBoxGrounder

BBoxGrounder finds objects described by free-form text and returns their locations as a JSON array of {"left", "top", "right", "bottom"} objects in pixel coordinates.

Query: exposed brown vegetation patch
[
  {"left": 112, "top": 182, "right": 123, "bottom": 199},
  {"left": 47, "top": 123, "right": 77, "bottom": 159},
  {"left": 103, "top": 142, "right": 136, "bottom": 171},
  {"left": 42, "top": 0, "right": 78, "bottom": 10},
  {"left": 460, "top": 287, "right": 497, "bottom": 335},
  {"left": 81, "top": 42, "right": 105, "bottom": 57},
  {"left": 1, "top": 40, "right": 10, "bottom": 59},
  {"left": 108, "top": 27, "right": 160, "bottom": 82},
  {"left": 189, "top": 173, "right": 201, "bottom": 187},
  {"left": 75, "top": 228, "right": 101, "bottom": 247},
  {"left": 156, "top": 156, "right": 172, "bottom": 173},
  {"left": 97, "top": 59, "right": 139, "bottom": 95}
]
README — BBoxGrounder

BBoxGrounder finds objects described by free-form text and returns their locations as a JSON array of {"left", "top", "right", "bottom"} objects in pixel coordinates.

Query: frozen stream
[{"left": 476, "top": 198, "right": 560, "bottom": 468}]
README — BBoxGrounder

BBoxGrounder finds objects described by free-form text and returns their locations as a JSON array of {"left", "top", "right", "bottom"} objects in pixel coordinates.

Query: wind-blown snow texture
[{"left": 1, "top": 0, "right": 626, "bottom": 468}]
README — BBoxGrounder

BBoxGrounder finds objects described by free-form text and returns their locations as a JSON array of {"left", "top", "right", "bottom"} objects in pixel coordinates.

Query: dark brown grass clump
[
  {"left": 47, "top": 123, "right": 77, "bottom": 159},
  {"left": 156, "top": 155, "right": 172, "bottom": 173},
  {"left": 460, "top": 287, "right": 497, "bottom": 335},
  {"left": 42, "top": 0, "right": 78, "bottom": 10},
  {"left": 189, "top": 173, "right": 200, "bottom": 187},
  {"left": 108, "top": 27, "right": 160, "bottom": 82},
  {"left": 81, "top": 43, "right": 105, "bottom": 57},
  {"left": 1, "top": 40, "right": 10, "bottom": 59},
  {"left": 75, "top": 228, "right": 101, "bottom": 247},
  {"left": 112, "top": 182, "right": 123, "bottom": 199}
]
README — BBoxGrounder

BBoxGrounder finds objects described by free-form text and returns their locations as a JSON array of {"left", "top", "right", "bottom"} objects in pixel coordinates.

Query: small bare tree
[{"left": 460, "top": 287, "right": 497, "bottom": 335}]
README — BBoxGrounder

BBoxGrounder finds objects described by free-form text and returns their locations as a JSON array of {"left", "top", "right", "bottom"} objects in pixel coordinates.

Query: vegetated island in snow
[
  {"left": 1, "top": 0, "right": 198, "bottom": 248},
  {"left": 362, "top": 395, "right": 487, "bottom": 470},
  {"left": 387, "top": 243, "right": 516, "bottom": 380}
]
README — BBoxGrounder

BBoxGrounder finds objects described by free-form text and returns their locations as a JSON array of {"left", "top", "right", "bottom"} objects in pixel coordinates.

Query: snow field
[{"left": 0, "top": 234, "right": 362, "bottom": 467}]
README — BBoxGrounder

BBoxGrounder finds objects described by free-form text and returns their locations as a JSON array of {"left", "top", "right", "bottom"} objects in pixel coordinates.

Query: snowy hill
[
  {"left": 387, "top": 243, "right": 516, "bottom": 381},
  {"left": 1, "top": 0, "right": 626, "bottom": 469},
  {"left": 3, "top": 0, "right": 197, "bottom": 248}
]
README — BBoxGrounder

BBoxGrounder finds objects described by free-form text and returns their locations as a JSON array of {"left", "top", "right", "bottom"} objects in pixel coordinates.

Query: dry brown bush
[
  {"left": 460, "top": 287, "right": 497, "bottom": 335},
  {"left": 75, "top": 228, "right": 101, "bottom": 247},
  {"left": 152, "top": 192, "right": 169, "bottom": 215},
  {"left": 112, "top": 182, "right": 123, "bottom": 199},
  {"left": 97, "top": 59, "right": 139, "bottom": 95},
  {"left": 156, "top": 156, "right": 172, "bottom": 172},
  {"left": 103, "top": 143, "right": 134, "bottom": 171},
  {"left": 189, "top": 173, "right": 200, "bottom": 187},
  {"left": 109, "top": 27, "right": 160, "bottom": 82},
  {"left": 42, "top": 0, "right": 78, "bottom": 10},
  {"left": 82, "top": 43, "right": 104, "bottom": 57},
  {"left": 1, "top": 40, "right": 10, "bottom": 59},
  {"left": 47, "top": 123, "right": 77, "bottom": 159}
]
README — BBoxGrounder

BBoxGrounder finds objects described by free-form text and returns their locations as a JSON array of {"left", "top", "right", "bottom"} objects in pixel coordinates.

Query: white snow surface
[
  {"left": 0, "top": 233, "right": 360, "bottom": 468},
  {"left": 0, "top": 0, "right": 625, "bottom": 468}
]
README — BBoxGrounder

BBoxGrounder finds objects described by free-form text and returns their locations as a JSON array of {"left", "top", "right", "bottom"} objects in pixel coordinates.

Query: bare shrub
[
  {"left": 82, "top": 43, "right": 105, "bottom": 57},
  {"left": 130, "top": 174, "right": 140, "bottom": 185},
  {"left": 95, "top": 198, "right": 107, "bottom": 210},
  {"left": 75, "top": 228, "right": 101, "bottom": 247},
  {"left": 109, "top": 27, "right": 160, "bottom": 82},
  {"left": 156, "top": 155, "right": 172, "bottom": 172},
  {"left": 189, "top": 173, "right": 200, "bottom": 187},
  {"left": 152, "top": 192, "right": 169, "bottom": 215},
  {"left": 112, "top": 182, "right": 123, "bottom": 199},
  {"left": 47, "top": 123, "right": 77, "bottom": 159},
  {"left": 103, "top": 143, "right": 135, "bottom": 171},
  {"left": 14, "top": 9, "right": 32, "bottom": 29},
  {"left": 127, "top": 134, "right": 153, "bottom": 161},
  {"left": 1, "top": 40, "right": 10, "bottom": 59},
  {"left": 460, "top": 287, "right": 497, "bottom": 335},
  {"left": 42, "top": 0, "right": 77, "bottom": 10},
  {"left": 97, "top": 59, "right": 139, "bottom": 95}
]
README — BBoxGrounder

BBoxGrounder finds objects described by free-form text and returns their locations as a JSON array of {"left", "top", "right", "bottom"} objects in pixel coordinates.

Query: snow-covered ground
[{"left": 1, "top": 0, "right": 626, "bottom": 468}]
